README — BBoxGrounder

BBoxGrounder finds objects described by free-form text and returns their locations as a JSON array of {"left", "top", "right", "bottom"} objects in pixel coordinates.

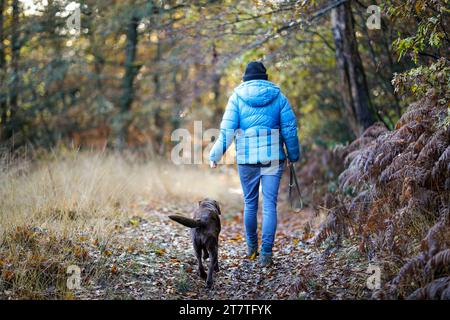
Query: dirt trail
[
  {"left": 98, "top": 204, "right": 305, "bottom": 298},
  {"left": 77, "top": 195, "right": 371, "bottom": 300},
  {"left": 80, "top": 198, "right": 370, "bottom": 299}
]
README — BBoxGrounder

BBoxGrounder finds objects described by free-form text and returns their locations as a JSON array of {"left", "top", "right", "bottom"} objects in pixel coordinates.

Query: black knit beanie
[{"left": 243, "top": 61, "right": 268, "bottom": 82}]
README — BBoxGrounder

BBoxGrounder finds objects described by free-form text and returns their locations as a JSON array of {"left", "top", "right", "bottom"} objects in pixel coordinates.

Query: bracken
[{"left": 314, "top": 89, "right": 450, "bottom": 299}]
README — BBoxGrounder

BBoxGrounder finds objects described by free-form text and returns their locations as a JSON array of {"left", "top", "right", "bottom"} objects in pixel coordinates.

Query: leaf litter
[{"left": 74, "top": 199, "right": 372, "bottom": 300}]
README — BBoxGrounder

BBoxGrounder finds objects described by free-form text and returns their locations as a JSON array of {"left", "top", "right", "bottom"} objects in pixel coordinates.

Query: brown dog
[{"left": 169, "top": 198, "right": 221, "bottom": 289}]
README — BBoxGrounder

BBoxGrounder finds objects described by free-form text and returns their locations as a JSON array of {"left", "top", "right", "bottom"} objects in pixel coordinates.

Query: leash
[{"left": 288, "top": 162, "right": 303, "bottom": 211}]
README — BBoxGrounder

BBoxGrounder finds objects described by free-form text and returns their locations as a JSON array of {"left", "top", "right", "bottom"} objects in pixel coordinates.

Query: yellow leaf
[
  {"left": 303, "top": 232, "right": 314, "bottom": 241},
  {"left": 65, "top": 291, "right": 75, "bottom": 300},
  {"left": 249, "top": 252, "right": 257, "bottom": 260},
  {"left": 129, "top": 218, "right": 139, "bottom": 226},
  {"left": 155, "top": 248, "right": 166, "bottom": 255},
  {"left": 415, "top": 1, "right": 424, "bottom": 13},
  {"left": 230, "top": 235, "right": 243, "bottom": 242}
]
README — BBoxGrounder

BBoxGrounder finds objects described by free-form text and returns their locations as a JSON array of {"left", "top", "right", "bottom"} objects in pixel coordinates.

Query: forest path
[
  {"left": 103, "top": 203, "right": 311, "bottom": 299},
  {"left": 85, "top": 198, "right": 371, "bottom": 300}
]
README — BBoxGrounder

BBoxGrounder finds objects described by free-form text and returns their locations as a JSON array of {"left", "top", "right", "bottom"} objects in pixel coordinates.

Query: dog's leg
[
  {"left": 203, "top": 248, "right": 209, "bottom": 260},
  {"left": 206, "top": 248, "right": 218, "bottom": 289},
  {"left": 195, "top": 244, "right": 207, "bottom": 279},
  {"left": 214, "top": 245, "right": 219, "bottom": 272}
]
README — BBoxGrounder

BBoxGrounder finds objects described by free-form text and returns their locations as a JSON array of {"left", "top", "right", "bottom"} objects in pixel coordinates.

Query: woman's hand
[
  {"left": 210, "top": 161, "right": 217, "bottom": 168},
  {"left": 287, "top": 159, "right": 293, "bottom": 167}
]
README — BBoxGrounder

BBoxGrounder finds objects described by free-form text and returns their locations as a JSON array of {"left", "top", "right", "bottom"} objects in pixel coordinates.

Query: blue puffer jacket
[{"left": 209, "top": 80, "right": 300, "bottom": 164}]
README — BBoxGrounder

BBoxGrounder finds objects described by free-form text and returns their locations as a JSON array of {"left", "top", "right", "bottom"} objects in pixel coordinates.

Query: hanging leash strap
[{"left": 288, "top": 162, "right": 303, "bottom": 211}]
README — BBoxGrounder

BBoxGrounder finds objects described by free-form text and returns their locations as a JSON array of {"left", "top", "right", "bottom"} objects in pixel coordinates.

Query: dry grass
[
  {"left": 0, "top": 149, "right": 240, "bottom": 299},
  {"left": 0, "top": 150, "right": 240, "bottom": 240}
]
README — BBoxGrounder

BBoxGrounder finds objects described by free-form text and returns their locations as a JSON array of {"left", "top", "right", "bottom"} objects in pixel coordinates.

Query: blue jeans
[{"left": 237, "top": 162, "right": 284, "bottom": 255}]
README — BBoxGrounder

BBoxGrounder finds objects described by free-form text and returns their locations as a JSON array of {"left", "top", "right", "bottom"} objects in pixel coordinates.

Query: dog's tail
[{"left": 169, "top": 215, "right": 206, "bottom": 228}]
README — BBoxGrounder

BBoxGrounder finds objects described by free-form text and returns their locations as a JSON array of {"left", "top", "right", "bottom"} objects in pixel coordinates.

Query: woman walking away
[{"left": 209, "top": 61, "right": 300, "bottom": 267}]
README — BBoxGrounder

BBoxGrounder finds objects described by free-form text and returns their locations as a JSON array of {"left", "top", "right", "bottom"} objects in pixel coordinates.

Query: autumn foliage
[{"left": 315, "top": 82, "right": 450, "bottom": 298}]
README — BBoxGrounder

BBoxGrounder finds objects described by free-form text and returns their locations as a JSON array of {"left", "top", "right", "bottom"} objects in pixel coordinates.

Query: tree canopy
[{"left": 0, "top": 0, "right": 448, "bottom": 152}]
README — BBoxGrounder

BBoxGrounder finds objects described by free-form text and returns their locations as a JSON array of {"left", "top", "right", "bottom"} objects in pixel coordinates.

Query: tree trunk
[
  {"left": 153, "top": 37, "right": 165, "bottom": 155},
  {"left": 0, "top": 0, "right": 6, "bottom": 140},
  {"left": 10, "top": 0, "right": 19, "bottom": 111},
  {"left": 211, "top": 43, "right": 222, "bottom": 125},
  {"left": 4, "top": 0, "right": 20, "bottom": 142},
  {"left": 87, "top": 19, "right": 105, "bottom": 95},
  {"left": 171, "top": 67, "right": 182, "bottom": 131},
  {"left": 117, "top": 14, "right": 140, "bottom": 149},
  {"left": 331, "top": 1, "right": 374, "bottom": 136}
]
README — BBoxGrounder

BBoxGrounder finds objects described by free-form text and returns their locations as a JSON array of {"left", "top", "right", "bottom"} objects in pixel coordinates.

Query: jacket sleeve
[
  {"left": 280, "top": 95, "right": 300, "bottom": 162},
  {"left": 209, "top": 93, "right": 239, "bottom": 162}
]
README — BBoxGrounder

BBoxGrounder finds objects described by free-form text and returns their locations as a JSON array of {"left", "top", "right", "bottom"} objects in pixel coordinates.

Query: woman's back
[
  {"left": 233, "top": 80, "right": 282, "bottom": 130},
  {"left": 210, "top": 78, "right": 299, "bottom": 165}
]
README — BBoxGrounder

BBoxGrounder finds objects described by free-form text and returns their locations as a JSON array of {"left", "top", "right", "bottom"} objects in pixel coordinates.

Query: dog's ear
[{"left": 213, "top": 200, "right": 221, "bottom": 215}]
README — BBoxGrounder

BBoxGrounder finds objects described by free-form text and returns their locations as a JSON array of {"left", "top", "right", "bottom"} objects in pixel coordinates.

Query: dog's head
[{"left": 198, "top": 198, "right": 221, "bottom": 215}]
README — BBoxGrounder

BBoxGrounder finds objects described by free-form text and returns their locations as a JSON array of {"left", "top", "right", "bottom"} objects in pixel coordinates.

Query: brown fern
[
  {"left": 407, "top": 276, "right": 450, "bottom": 300},
  {"left": 314, "top": 92, "right": 450, "bottom": 299}
]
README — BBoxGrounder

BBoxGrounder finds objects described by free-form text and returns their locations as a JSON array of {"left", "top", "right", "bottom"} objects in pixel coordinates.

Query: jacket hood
[{"left": 234, "top": 80, "right": 280, "bottom": 107}]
